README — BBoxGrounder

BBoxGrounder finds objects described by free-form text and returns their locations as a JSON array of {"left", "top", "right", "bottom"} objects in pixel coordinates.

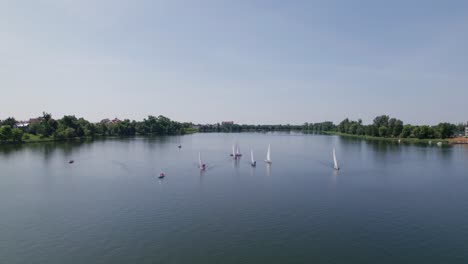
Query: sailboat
[
  {"left": 333, "top": 148, "right": 339, "bottom": 170},
  {"left": 235, "top": 144, "right": 242, "bottom": 157},
  {"left": 265, "top": 144, "right": 272, "bottom": 164},
  {"left": 250, "top": 149, "right": 256, "bottom": 167},
  {"left": 199, "top": 152, "right": 206, "bottom": 170},
  {"left": 231, "top": 145, "right": 239, "bottom": 159}
]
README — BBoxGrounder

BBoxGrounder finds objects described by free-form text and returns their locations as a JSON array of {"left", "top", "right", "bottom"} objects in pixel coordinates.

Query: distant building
[
  {"left": 465, "top": 127, "right": 468, "bottom": 137},
  {"left": 28, "top": 117, "right": 42, "bottom": 124},
  {"left": 222, "top": 121, "right": 234, "bottom": 125}
]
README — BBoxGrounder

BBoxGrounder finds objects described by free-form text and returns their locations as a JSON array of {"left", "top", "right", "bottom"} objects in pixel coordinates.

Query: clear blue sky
[{"left": 1, "top": 0, "right": 467, "bottom": 125}]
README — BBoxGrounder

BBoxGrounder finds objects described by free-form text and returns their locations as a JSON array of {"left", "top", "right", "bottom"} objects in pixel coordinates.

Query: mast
[{"left": 266, "top": 144, "right": 271, "bottom": 162}]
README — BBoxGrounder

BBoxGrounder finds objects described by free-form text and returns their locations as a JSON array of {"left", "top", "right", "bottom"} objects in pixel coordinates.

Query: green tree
[
  {"left": 64, "top": 128, "right": 76, "bottom": 138},
  {"left": 416, "top": 126, "right": 432, "bottom": 139},
  {"left": 11, "top": 128, "right": 23, "bottom": 142},
  {"left": 434, "top": 123, "right": 456, "bottom": 139},
  {"left": 401, "top": 125, "right": 412, "bottom": 138},
  {"left": 0, "top": 125, "right": 13, "bottom": 142},
  {"left": 338, "top": 118, "right": 350, "bottom": 133},
  {"left": 348, "top": 123, "right": 358, "bottom": 135},
  {"left": 28, "top": 122, "right": 41, "bottom": 135},
  {"left": 40, "top": 112, "right": 56, "bottom": 137},
  {"left": 393, "top": 120, "right": 404, "bottom": 137},
  {"left": 1, "top": 117, "right": 17, "bottom": 127},
  {"left": 373, "top": 115, "right": 389, "bottom": 128},
  {"left": 411, "top": 126, "right": 420, "bottom": 138},
  {"left": 365, "top": 125, "right": 379, "bottom": 136},
  {"left": 379, "top": 126, "right": 388, "bottom": 137}
]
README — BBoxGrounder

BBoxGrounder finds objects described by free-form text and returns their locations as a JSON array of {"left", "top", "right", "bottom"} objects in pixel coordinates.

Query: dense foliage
[
  {"left": 306, "top": 115, "right": 461, "bottom": 139},
  {"left": 0, "top": 113, "right": 464, "bottom": 144},
  {"left": 0, "top": 112, "right": 191, "bottom": 143}
]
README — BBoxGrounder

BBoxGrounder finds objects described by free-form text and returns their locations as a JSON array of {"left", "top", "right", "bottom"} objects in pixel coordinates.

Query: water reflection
[
  {"left": 329, "top": 169, "right": 339, "bottom": 189},
  {"left": 266, "top": 163, "right": 271, "bottom": 176},
  {"left": 0, "top": 140, "right": 91, "bottom": 163}
]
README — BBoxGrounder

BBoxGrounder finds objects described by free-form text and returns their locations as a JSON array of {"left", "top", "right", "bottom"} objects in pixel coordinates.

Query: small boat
[
  {"left": 428, "top": 140, "right": 432, "bottom": 145},
  {"left": 178, "top": 145, "right": 182, "bottom": 149},
  {"left": 333, "top": 148, "right": 339, "bottom": 170},
  {"left": 158, "top": 172, "right": 165, "bottom": 179},
  {"left": 437, "top": 142, "right": 443, "bottom": 147},
  {"left": 230, "top": 145, "right": 236, "bottom": 158},
  {"left": 398, "top": 139, "right": 401, "bottom": 144},
  {"left": 265, "top": 144, "right": 272, "bottom": 164},
  {"left": 250, "top": 149, "right": 256, "bottom": 167},
  {"left": 235, "top": 144, "right": 242, "bottom": 157},
  {"left": 199, "top": 152, "right": 206, "bottom": 170},
  {"left": 68, "top": 160, "right": 74, "bottom": 164}
]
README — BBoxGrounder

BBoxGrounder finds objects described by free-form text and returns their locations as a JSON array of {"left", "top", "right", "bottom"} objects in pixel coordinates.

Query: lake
[{"left": 1, "top": 133, "right": 468, "bottom": 264}]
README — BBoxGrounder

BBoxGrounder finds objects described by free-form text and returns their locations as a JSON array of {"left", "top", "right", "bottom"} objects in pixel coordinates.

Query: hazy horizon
[{"left": 2, "top": 0, "right": 467, "bottom": 125}]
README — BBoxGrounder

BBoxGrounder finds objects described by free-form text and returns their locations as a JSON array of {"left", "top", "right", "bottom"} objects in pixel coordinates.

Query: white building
[{"left": 465, "top": 127, "right": 468, "bottom": 137}]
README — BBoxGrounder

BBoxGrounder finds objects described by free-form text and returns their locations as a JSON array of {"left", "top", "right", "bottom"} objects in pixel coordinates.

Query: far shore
[
  {"left": 2, "top": 130, "right": 463, "bottom": 147},
  {"left": 322, "top": 131, "right": 451, "bottom": 145}
]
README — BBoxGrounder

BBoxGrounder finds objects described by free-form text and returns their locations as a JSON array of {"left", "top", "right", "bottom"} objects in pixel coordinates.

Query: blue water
[{"left": 1, "top": 133, "right": 467, "bottom": 263}]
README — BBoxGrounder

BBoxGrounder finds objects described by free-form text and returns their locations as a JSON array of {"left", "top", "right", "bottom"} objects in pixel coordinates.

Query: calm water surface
[{"left": 1, "top": 133, "right": 468, "bottom": 264}]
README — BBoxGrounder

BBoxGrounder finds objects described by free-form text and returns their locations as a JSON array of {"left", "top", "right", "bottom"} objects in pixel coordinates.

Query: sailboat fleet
[
  {"left": 199, "top": 143, "right": 339, "bottom": 171},
  {"left": 158, "top": 143, "right": 341, "bottom": 179}
]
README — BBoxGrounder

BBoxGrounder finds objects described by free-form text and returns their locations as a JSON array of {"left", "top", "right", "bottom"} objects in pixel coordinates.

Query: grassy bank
[{"left": 323, "top": 131, "right": 449, "bottom": 145}]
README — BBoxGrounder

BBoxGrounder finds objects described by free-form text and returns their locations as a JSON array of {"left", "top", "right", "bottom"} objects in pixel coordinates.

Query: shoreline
[
  {"left": 0, "top": 130, "right": 455, "bottom": 146},
  {"left": 322, "top": 131, "right": 450, "bottom": 145}
]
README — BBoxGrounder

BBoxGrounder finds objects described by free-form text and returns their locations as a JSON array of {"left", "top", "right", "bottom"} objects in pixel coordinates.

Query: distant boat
[
  {"left": 178, "top": 145, "right": 182, "bottom": 149},
  {"left": 333, "top": 148, "right": 339, "bottom": 170},
  {"left": 265, "top": 144, "right": 272, "bottom": 164},
  {"left": 250, "top": 149, "right": 256, "bottom": 167},
  {"left": 428, "top": 140, "right": 432, "bottom": 145},
  {"left": 437, "top": 142, "right": 443, "bottom": 147},
  {"left": 235, "top": 144, "right": 242, "bottom": 157},
  {"left": 231, "top": 145, "right": 237, "bottom": 158},
  {"left": 68, "top": 160, "right": 74, "bottom": 164},
  {"left": 398, "top": 139, "right": 401, "bottom": 144},
  {"left": 199, "top": 152, "right": 206, "bottom": 170},
  {"left": 158, "top": 172, "right": 165, "bottom": 179}
]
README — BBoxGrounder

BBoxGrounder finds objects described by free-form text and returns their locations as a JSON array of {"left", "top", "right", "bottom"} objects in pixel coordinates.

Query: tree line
[
  {"left": 197, "top": 123, "right": 303, "bottom": 133},
  {"left": 0, "top": 112, "right": 193, "bottom": 143},
  {"left": 304, "top": 115, "right": 464, "bottom": 139},
  {"left": 1, "top": 113, "right": 465, "bottom": 144}
]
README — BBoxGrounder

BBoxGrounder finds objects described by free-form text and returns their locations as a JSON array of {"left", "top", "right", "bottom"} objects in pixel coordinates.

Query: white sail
[
  {"left": 232, "top": 145, "right": 236, "bottom": 156},
  {"left": 265, "top": 144, "right": 271, "bottom": 163},
  {"left": 236, "top": 144, "right": 240, "bottom": 155},
  {"left": 333, "top": 148, "right": 339, "bottom": 170},
  {"left": 251, "top": 149, "right": 255, "bottom": 164}
]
